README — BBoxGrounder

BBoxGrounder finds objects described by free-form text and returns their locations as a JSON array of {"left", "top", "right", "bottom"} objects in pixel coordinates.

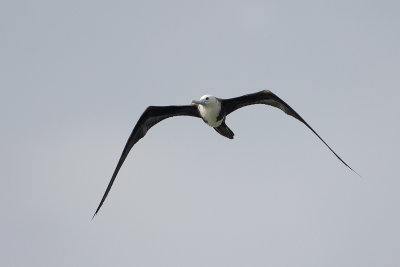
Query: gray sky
[{"left": 1, "top": 0, "right": 399, "bottom": 266}]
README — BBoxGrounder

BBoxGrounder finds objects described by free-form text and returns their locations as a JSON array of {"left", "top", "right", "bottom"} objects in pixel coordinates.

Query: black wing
[
  {"left": 221, "top": 90, "right": 359, "bottom": 176},
  {"left": 93, "top": 105, "right": 200, "bottom": 218}
]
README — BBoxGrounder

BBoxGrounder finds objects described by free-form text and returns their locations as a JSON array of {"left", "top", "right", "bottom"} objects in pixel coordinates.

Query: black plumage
[{"left": 93, "top": 90, "right": 358, "bottom": 218}]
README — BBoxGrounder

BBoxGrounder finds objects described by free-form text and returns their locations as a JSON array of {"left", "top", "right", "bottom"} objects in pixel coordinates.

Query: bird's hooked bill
[{"left": 191, "top": 99, "right": 204, "bottom": 105}]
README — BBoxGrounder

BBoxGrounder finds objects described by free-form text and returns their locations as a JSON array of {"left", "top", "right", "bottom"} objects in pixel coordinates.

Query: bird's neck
[{"left": 199, "top": 102, "right": 222, "bottom": 127}]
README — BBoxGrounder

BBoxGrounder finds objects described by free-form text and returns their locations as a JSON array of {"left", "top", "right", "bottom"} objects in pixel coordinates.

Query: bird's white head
[
  {"left": 191, "top": 94, "right": 218, "bottom": 106},
  {"left": 191, "top": 94, "right": 222, "bottom": 127}
]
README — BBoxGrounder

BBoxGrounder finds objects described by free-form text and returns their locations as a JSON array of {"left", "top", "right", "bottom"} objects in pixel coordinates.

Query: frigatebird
[{"left": 93, "top": 90, "right": 358, "bottom": 217}]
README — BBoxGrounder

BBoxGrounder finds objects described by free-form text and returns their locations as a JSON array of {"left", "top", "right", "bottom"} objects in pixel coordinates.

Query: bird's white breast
[{"left": 198, "top": 101, "right": 223, "bottom": 127}]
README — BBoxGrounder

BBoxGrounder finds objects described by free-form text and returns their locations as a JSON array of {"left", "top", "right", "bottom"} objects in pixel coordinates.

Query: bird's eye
[{"left": 206, "top": 97, "right": 209, "bottom": 100}]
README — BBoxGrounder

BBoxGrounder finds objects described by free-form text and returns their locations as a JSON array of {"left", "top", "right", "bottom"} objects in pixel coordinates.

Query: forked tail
[{"left": 214, "top": 122, "right": 235, "bottom": 139}]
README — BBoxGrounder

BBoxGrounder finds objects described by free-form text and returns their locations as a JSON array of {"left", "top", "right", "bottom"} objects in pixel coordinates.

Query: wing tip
[
  {"left": 340, "top": 158, "right": 361, "bottom": 178},
  {"left": 91, "top": 209, "right": 99, "bottom": 221},
  {"left": 91, "top": 201, "right": 104, "bottom": 220},
  {"left": 349, "top": 166, "right": 362, "bottom": 178}
]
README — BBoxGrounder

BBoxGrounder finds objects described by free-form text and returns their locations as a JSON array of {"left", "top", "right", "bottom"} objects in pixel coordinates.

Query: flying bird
[{"left": 93, "top": 90, "right": 358, "bottom": 217}]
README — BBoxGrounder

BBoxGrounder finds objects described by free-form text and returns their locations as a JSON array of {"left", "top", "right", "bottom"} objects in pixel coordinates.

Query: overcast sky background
[{"left": 1, "top": 0, "right": 399, "bottom": 266}]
